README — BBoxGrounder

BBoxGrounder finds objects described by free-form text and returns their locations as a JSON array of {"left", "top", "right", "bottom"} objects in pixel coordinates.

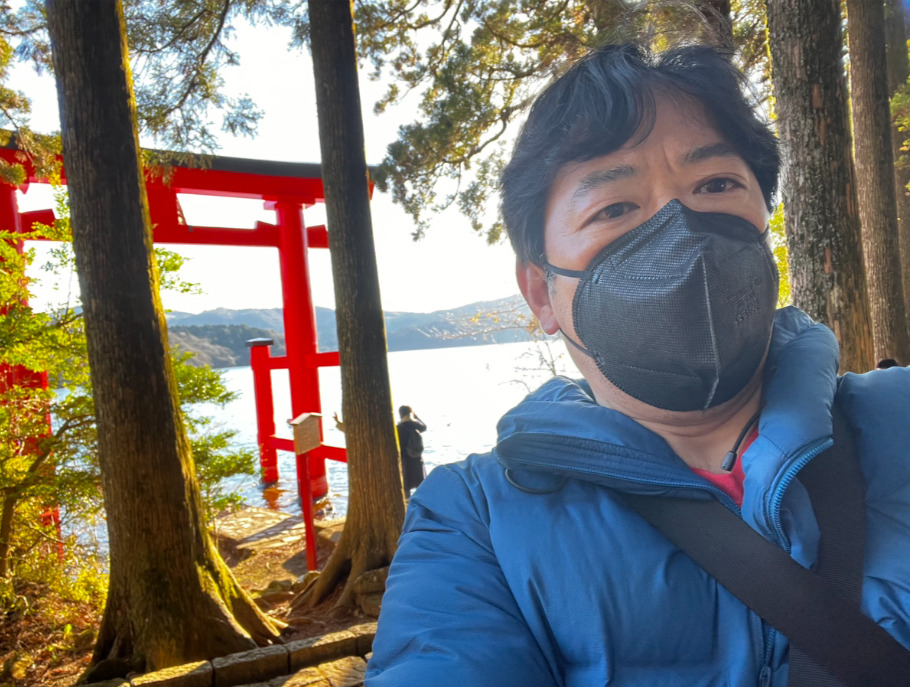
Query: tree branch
[
  {"left": 156, "top": 0, "right": 232, "bottom": 120},
  {"left": 138, "top": 7, "right": 209, "bottom": 55}
]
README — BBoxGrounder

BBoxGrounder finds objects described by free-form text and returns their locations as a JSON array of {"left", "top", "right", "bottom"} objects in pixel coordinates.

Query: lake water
[{"left": 211, "top": 339, "right": 579, "bottom": 518}]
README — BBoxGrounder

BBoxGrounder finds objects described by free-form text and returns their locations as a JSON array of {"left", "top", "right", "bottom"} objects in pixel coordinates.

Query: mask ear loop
[
  {"left": 543, "top": 261, "right": 596, "bottom": 361},
  {"left": 559, "top": 327, "right": 595, "bottom": 361},
  {"left": 544, "top": 262, "right": 587, "bottom": 279},
  {"left": 720, "top": 408, "right": 762, "bottom": 471}
]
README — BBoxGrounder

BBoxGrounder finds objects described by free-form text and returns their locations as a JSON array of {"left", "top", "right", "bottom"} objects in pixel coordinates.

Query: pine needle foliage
[{"left": 287, "top": 0, "right": 769, "bottom": 243}]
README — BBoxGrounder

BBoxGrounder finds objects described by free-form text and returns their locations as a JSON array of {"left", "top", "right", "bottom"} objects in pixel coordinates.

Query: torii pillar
[{"left": 273, "top": 196, "right": 328, "bottom": 499}]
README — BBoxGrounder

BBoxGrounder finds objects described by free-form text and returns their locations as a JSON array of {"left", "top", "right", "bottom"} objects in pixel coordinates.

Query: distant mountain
[
  {"left": 169, "top": 324, "right": 286, "bottom": 368},
  {"left": 167, "top": 295, "right": 536, "bottom": 367},
  {"left": 167, "top": 308, "right": 286, "bottom": 331}
]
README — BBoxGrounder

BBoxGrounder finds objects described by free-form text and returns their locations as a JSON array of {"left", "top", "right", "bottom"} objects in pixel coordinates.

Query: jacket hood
[{"left": 494, "top": 307, "right": 840, "bottom": 506}]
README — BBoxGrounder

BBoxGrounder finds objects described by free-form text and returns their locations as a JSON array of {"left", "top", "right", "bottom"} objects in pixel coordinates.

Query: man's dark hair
[
  {"left": 500, "top": 43, "right": 781, "bottom": 266},
  {"left": 876, "top": 358, "right": 900, "bottom": 369},
  {"left": 399, "top": 405, "right": 412, "bottom": 418}
]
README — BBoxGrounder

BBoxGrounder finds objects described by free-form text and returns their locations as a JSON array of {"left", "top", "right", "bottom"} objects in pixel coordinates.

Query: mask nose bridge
[
  {"left": 547, "top": 199, "right": 699, "bottom": 280},
  {"left": 649, "top": 193, "right": 685, "bottom": 218}
]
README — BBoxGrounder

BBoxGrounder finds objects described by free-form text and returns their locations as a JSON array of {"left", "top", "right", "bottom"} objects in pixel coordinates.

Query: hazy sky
[{"left": 15, "top": 19, "right": 521, "bottom": 314}]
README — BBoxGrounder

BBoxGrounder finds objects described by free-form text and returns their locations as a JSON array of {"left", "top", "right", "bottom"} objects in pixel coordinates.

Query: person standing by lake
[
  {"left": 396, "top": 405, "right": 426, "bottom": 496},
  {"left": 335, "top": 405, "right": 427, "bottom": 496},
  {"left": 367, "top": 42, "right": 910, "bottom": 686}
]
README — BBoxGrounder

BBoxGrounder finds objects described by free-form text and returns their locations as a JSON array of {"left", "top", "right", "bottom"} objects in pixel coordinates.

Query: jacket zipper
[
  {"left": 767, "top": 437, "right": 831, "bottom": 545},
  {"left": 757, "top": 436, "right": 833, "bottom": 680}
]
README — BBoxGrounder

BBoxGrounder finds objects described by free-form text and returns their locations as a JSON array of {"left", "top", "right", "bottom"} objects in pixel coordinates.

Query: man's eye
[
  {"left": 596, "top": 202, "right": 634, "bottom": 220},
  {"left": 696, "top": 178, "right": 741, "bottom": 194}
]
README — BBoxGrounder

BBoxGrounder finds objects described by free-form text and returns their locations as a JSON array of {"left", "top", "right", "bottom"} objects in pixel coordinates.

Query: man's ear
[{"left": 517, "top": 260, "right": 560, "bottom": 335}]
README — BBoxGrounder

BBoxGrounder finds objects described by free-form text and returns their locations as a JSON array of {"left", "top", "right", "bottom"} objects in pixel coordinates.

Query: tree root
[
  {"left": 292, "top": 537, "right": 352, "bottom": 610},
  {"left": 292, "top": 535, "right": 387, "bottom": 611}
]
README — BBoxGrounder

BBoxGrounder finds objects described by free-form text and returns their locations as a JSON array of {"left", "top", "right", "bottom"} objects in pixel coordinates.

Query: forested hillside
[
  {"left": 168, "top": 324, "right": 286, "bottom": 368},
  {"left": 166, "top": 295, "right": 535, "bottom": 367}
]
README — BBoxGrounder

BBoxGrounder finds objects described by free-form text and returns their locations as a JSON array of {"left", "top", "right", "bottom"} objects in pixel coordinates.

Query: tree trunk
[
  {"left": 45, "top": 0, "right": 281, "bottom": 676},
  {"left": 0, "top": 492, "right": 15, "bottom": 578},
  {"left": 296, "top": 0, "right": 406, "bottom": 610},
  {"left": 847, "top": 0, "right": 910, "bottom": 364},
  {"left": 700, "top": 0, "right": 733, "bottom": 48},
  {"left": 766, "top": 0, "right": 874, "bottom": 372},
  {"left": 885, "top": 0, "right": 910, "bottom": 330}
]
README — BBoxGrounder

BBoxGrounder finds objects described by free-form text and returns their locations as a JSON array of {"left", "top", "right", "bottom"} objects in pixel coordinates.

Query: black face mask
[{"left": 546, "top": 199, "right": 779, "bottom": 412}]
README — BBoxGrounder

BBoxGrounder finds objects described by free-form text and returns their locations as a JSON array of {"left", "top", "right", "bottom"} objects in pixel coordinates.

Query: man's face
[{"left": 518, "top": 96, "right": 771, "bottom": 416}]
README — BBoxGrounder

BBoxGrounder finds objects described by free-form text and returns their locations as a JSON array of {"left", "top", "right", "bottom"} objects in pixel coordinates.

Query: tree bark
[
  {"left": 0, "top": 493, "right": 14, "bottom": 578},
  {"left": 45, "top": 0, "right": 281, "bottom": 675},
  {"left": 700, "top": 0, "right": 733, "bottom": 48},
  {"left": 847, "top": 0, "right": 910, "bottom": 364},
  {"left": 297, "top": 0, "right": 406, "bottom": 609},
  {"left": 885, "top": 0, "right": 910, "bottom": 330},
  {"left": 766, "top": 0, "right": 874, "bottom": 372}
]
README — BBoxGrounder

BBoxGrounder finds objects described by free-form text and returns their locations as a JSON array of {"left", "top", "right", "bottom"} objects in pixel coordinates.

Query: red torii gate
[{"left": 1, "top": 149, "right": 347, "bottom": 540}]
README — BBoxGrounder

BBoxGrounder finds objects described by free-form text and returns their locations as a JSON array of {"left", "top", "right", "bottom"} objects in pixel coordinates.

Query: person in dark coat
[{"left": 396, "top": 405, "right": 426, "bottom": 495}]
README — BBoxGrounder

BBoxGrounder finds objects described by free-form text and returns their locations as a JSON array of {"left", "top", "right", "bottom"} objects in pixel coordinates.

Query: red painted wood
[{"left": 0, "top": 148, "right": 354, "bottom": 529}]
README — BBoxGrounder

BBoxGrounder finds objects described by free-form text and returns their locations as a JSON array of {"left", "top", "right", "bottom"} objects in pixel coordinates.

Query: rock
[
  {"left": 351, "top": 568, "right": 388, "bottom": 596},
  {"left": 348, "top": 624, "right": 377, "bottom": 656},
  {"left": 286, "top": 631, "right": 357, "bottom": 672},
  {"left": 356, "top": 593, "right": 383, "bottom": 619},
  {"left": 318, "top": 656, "right": 366, "bottom": 687},
  {"left": 352, "top": 568, "right": 387, "bottom": 617},
  {"left": 211, "top": 645, "right": 289, "bottom": 687},
  {"left": 313, "top": 520, "right": 345, "bottom": 551},
  {"left": 131, "top": 660, "right": 212, "bottom": 687},
  {"left": 268, "top": 665, "right": 329, "bottom": 686}
]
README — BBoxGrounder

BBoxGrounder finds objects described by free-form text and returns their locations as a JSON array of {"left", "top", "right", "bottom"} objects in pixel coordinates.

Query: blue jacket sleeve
[{"left": 366, "top": 460, "right": 558, "bottom": 686}]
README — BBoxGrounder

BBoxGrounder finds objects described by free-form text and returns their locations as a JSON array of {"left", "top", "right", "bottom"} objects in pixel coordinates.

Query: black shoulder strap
[
  {"left": 785, "top": 407, "right": 867, "bottom": 685},
  {"left": 621, "top": 408, "right": 910, "bottom": 687}
]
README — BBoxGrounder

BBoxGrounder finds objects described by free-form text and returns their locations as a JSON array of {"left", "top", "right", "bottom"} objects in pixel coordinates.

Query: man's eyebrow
[
  {"left": 573, "top": 165, "right": 636, "bottom": 200},
  {"left": 683, "top": 142, "right": 742, "bottom": 165}
]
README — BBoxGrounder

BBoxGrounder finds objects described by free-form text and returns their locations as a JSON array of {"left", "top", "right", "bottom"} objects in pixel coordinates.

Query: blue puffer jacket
[{"left": 366, "top": 308, "right": 910, "bottom": 686}]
